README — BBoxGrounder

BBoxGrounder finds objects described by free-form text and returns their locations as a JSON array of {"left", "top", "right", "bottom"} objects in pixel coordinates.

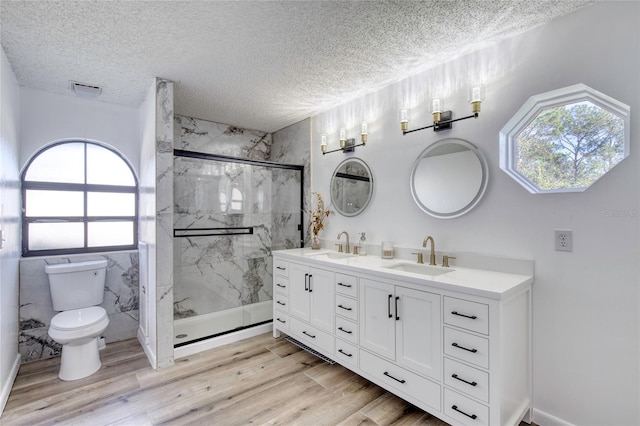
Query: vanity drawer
[
  {"left": 274, "top": 312, "right": 290, "bottom": 331},
  {"left": 444, "top": 296, "right": 489, "bottom": 335},
  {"left": 335, "top": 273, "right": 358, "bottom": 298},
  {"left": 290, "top": 318, "right": 334, "bottom": 356},
  {"left": 335, "top": 316, "right": 358, "bottom": 345},
  {"left": 274, "top": 259, "right": 289, "bottom": 277},
  {"left": 444, "top": 388, "right": 489, "bottom": 426},
  {"left": 444, "top": 357, "right": 489, "bottom": 403},
  {"left": 274, "top": 294, "right": 289, "bottom": 312},
  {"left": 274, "top": 277, "right": 289, "bottom": 295},
  {"left": 444, "top": 327, "right": 489, "bottom": 369},
  {"left": 335, "top": 338, "right": 358, "bottom": 369},
  {"left": 360, "top": 349, "right": 441, "bottom": 411},
  {"left": 335, "top": 294, "right": 358, "bottom": 321}
]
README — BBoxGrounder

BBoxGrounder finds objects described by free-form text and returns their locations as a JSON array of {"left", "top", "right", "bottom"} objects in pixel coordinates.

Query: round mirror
[
  {"left": 330, "top": 158, "right": 374, "bottom": 217},
  {"left": 410, "top": 138, "right": 488, "bottom": 219}
]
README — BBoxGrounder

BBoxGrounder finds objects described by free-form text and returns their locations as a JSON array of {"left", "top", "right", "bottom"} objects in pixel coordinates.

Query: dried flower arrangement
[{"left": 308, "top": 192, "right": 332, "bottom": 247}]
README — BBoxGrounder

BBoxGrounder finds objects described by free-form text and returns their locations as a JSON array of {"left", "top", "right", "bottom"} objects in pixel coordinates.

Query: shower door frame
[{"left": 172, "top": 149, "right": 304, "bottom": 347}]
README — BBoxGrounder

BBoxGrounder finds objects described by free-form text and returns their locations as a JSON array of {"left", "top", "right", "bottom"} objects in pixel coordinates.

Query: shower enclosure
[{"left": 172, "top": 150, "right": 303, "bottom": 347}]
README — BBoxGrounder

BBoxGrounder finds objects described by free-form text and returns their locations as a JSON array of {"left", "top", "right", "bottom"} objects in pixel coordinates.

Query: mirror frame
[
  {"left": 330, "top": 157, "right": 374, "bottom": 217},
  {"left": 410, "top": 138, "right": 489, "bottom": 219}
]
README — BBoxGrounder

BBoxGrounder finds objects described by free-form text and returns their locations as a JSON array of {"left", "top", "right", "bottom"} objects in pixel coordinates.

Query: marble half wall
[{"left": 19, "top": 251, "right": 139, "bottom": 363}]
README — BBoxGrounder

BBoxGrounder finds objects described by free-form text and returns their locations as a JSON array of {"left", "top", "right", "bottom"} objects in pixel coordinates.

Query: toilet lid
[{"left": 50, "top": 306, "right": 107, "bottom": 331}]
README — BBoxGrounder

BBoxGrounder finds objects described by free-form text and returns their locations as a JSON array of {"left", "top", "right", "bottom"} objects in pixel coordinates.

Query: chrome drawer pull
[
  {"left": 338, "top": 349, "right": 353, "bottom": 357},
  {"left": 304, "top": 273, "right": 309, "bottom": 291},
  {"left": 452, "top": 342, "right": 478, "bottom": 353},
  {"left": 276, "top": 318, "right": 286, "bottom": 324},
  {"left": 338, "top": 327, "right": 352, "bottom": 334},
  {"left": 276, "top": 266, "right": 286, "bottom": 270},
  {"left": 308, "top": 275, "right": 313, "bottom": 292},
  {"left": 337, "top": 282, "right": 352, "bottom": 288},
  {"left": 338, "top": 304, "right": 352, "bottom": 311},
  {"left": 451, "top": 311, "right": 477, "bottom": 320},
  {"left": 451, "top": 405, "right": 478, "bottom": 420},
  {"left": 302, "top": 331, "right": 316, "bottom": 338},
  {"left": 276, "top": 283, "right": 286, "bottom": 288},
  {"left": 383, "top": 371, "right": 406, "bottom": 384},
  {"left": 452, "top": 373, "right": 478, "bottom": 387},
  {"left": 276, "top": 301, "right": 286, "bottom": 306},
  {"left": 388, "top": 294, "right": 393, "bottom": 318}
]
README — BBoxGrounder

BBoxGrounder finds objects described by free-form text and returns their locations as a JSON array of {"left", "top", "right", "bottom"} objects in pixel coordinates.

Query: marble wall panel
[{"left": 18, "top": 251, "right": 139, "bottom": 363}]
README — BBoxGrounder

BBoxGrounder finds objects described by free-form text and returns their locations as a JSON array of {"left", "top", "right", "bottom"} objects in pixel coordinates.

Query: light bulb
[
  {"left": 469, "top": 85, "right": 484, "bottom": 114},
  {"left": 432, "top": 98, "right": 442, "bottom": 123},
  {"left": 321, "top": 134, "right": 327, "bottom": 153},
  {"left": 339, "top": 128, "right": 346, "bottom": 148},
  {"left": 400, "top": 109, "right": 409, "bottom": 131},
  {"left": 361, "top": 122, "right": 368, "bottom": 143}
]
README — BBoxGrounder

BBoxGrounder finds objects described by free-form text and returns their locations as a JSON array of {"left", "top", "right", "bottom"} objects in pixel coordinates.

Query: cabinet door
[
  {"left": 289, "top": 262, "right": 310, "bottom": 321},
  {"left": 359, "top": 278, "right": 395, "bottom": 360},
  {"left": 308, "top": 267, "right": 334, "bottom": 332},
  {"left": 395, "top": 286, "right": 441, "bottom": 380}
]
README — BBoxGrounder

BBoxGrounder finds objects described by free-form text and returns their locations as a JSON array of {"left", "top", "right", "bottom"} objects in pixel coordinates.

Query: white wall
[
  {"left": 311, "top": 2, "right": 639, "bottom": 425},
  {"left": 19, "top": 87, "right": 140, "bottom": 173},
  {"left": 0, "top": 48, "right": 21, "bottom": 416}
]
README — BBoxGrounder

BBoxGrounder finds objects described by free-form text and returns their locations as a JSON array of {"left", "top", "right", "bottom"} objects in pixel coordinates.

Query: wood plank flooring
[{"left": 2, "top": 333, "right": 527, "bottom": 426}]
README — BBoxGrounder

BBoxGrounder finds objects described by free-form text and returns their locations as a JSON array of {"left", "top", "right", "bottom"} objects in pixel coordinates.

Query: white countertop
[{"left": 274, "top": 248, "right": 533, "bottom": 300}]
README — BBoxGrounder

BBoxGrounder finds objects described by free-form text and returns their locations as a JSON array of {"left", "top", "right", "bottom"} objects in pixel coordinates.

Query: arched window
[{"left": 22, "top": 140, "right": 138, "bottom": 256}]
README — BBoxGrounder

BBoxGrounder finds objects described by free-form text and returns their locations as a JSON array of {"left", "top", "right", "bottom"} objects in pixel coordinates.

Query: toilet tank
[{"left": 45, "top": 259, "right": 108, "bottom": 311}]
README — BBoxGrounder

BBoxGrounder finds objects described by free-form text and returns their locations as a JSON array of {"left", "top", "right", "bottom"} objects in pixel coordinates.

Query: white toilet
[{"left": 45, "top": 259, "right": 110, "bottom": 381}]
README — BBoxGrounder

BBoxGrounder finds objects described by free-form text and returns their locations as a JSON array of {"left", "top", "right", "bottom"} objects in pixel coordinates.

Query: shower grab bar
[{"left": 173, "top": 227, "right": 254, "bottom": 238}]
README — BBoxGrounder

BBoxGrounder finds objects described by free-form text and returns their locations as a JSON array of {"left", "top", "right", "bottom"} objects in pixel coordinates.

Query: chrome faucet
[
  {"left": 422, "top": 235, "right": 437, "bottom": 266},
  {"left": 337, "top": 231, "right": 350, "bottom": 254}
]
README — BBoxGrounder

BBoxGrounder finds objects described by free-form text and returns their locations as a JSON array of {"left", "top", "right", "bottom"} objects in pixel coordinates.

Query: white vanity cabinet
[
  {"left": 272, "top": 249, "right": 533, "bottom": 426},
  {"left": 359, "top": 278, "right": 441, "bottom": 381}
]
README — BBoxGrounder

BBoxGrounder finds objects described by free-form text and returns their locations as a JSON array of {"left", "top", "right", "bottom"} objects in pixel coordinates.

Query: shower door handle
[
  {"left": 304, "top": 273, "right": 309, "bottom": 291},
  {"left": 308, "top": 275, "right": 313, "bottom": 292}
]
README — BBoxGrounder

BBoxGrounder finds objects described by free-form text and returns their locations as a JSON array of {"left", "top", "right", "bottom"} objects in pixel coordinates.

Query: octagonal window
[{"left": 500, "top": 84, "right": 630, "bottom": 193}]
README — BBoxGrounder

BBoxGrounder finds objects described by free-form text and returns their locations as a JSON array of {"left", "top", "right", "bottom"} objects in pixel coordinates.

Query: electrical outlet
[{"left": 555, "top": 229, "right": 573, "bottom": 252}]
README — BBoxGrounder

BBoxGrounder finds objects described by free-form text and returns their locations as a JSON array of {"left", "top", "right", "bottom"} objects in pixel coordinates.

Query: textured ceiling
[{"left": 1, "top": 0, "right": 594, "bottom": 133}]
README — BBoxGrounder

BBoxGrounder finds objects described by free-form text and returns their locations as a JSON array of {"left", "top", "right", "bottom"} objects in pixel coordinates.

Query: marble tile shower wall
[
  {"left": 173, "top": 116, "right": 305, "bottom": 320},
  {"left": 18, "top": 252, "right": 139, "bottom": 362}
]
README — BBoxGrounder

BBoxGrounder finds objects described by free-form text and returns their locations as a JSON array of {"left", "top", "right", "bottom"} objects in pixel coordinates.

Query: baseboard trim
[
  {"left": 533, "top": 408, "right": 575, "bottom": 426},
  {"left": 0, "top": 353, "right": 21, "bottom": 417},
  {"left": 174, "top": 322, "right": 273, "bottom": 359},
  {"left": 137, "top": 328, "right": 157, "bottom": 370}
]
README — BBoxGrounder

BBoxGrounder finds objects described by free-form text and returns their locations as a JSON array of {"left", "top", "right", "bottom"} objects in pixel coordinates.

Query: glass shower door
[{"left": 173, "top": 151, "right": 302, "bottom": 346}]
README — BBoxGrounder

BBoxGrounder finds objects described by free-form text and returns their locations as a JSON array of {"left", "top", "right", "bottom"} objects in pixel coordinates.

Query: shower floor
[{"left": 173, "top": 300, "right": 273, "bottom": 346}]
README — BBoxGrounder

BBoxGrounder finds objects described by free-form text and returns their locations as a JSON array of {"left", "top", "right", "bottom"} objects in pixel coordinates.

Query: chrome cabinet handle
[
  {"left": 338, "top": 349, "right": 353, "bottom": 357},
  {"left": 338, "top": 326, "right": 352, "bottom": 334},
  {"left": 338, "top": 304, "right": 352, "bottom": 311},
  {"left": 387, "top": 294, "right": 393, "bottom": 318},
  {"left": 337, "top": 282, "right": 352, "bottom": 288},
  {"left": 302, "top": 330, "right": 316, "bottom": 338},
  {"left": 304, "top": 273, "right": 309, "bottom": 291}
]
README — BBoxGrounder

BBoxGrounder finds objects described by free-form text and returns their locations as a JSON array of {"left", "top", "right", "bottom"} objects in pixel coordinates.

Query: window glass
[
  {"left": 28, "top": 223, "right": 84, "bottom": 250},
  {"left": 88, "top": 222, "right": 134, "bottom": 246},
  {"left": 24, "top": 142, "right": 85, "bottom": 183},
  {"left": 87, "top": 192, "right": 135, "bottom": 216},
  {"left": 87, "top": 144, "right": 135, "bottom": 186},
  {"left": 25, "top": 190, "right": 84, "bottom": 217},
  {"left": 22, "top": 141, "right": 138, "bottom": 256}
]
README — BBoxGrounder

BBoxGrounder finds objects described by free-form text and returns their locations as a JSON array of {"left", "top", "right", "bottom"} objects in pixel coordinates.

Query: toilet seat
[{"left": 50, "top": 306, "right": 107, "bottom": 331}]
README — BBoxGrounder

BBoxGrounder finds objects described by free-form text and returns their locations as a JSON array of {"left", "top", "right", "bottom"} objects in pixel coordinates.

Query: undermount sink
[
  {"left": 384, "top": 262, "right": 454, "bottom": 276},
  {"left": 305, "top": 251, "right": 355, "bottom": 260}
]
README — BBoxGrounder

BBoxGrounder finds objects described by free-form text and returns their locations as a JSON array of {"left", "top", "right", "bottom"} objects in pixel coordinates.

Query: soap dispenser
[{"left": 358, "top": 232, "right": 367, "bottom": 256}]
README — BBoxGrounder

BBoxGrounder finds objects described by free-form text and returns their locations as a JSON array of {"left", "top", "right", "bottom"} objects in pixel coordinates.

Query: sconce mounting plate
[
  {"left": 434, "top": 111, "right": 453, "bottom": 132},
  {"left": 343, "top": 138, "right": 356, "bottom": 152}
]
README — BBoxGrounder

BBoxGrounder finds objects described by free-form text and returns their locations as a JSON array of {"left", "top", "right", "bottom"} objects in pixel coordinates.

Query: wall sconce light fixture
[
  {"left": 321, "top": 123, "right": 369, "bottom": 155},
  {"left": 401, "top": 85, "right": 485, "bottom": 135}
]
